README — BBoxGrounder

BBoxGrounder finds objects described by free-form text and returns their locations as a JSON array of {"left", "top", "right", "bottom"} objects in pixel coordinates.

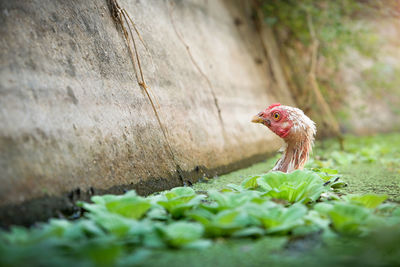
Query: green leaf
[
  {"left": 158, "top": 194, "right": 205, "bottom": 218},
  {"left": 105, "top": 198, "right": 151, "bottom": 219},
  {"left": 241, "top": 175, "right": 260, "bottom": 189},
  {"left": 248, "top": 202, "right": 307, "bottom": 234},
  {"left": 225, "top": 183, "right": 243, "bottom": 192},
  {"left": 314, "top": 202, "right": 334, "bottom": 215},
  {"left": 86, "top": 211, "right": 148, "bottom": 238},
  {"left": 161, "top": 222, "right": 204, "bottom": 248},
  {"left": 83, "top": 191, "right": 152, "bottom": 220},
  {"left": 142, "top": 224, "right": 166, "bottom": 248},
  {"left": 206, "top": 190, "right": 264, "bottom": 211},
  {"left": 231, "top": 227, "right": 265, "bottom": 238},
  {"left": 187, "top": 208, "right": 213, "bottom": 226},
  {"left": 189, "top": 208, "right": 251, "bottom": 237},
  {"left": 328, "top": 202, "right": 372, "bottom": 236},
  {"left": 312, "top": 168, "right": 341, "bottom": 183},
  {"left": 146, "top": 206, "right": 168, "bottom": 221},
  {"left": 157, "top": 187, "right": 206, "bottom": 218},
  {"left": 216, "top": 210, "right": 241, "bottom": 225},
  {"left": 183, "top": 239, "right": 212, "bottom": 249},
  {"left": 165, "top": 187, "right": 196, "bottom": 200},
  {"left": 256, "top": 170, "right": 325, "bottom": 203},
  {"left": 319, "top": 168, "right": 339, "bottom": 175},
  {"left": 345, "top": 194, "right": 388, "bottom": 209}
]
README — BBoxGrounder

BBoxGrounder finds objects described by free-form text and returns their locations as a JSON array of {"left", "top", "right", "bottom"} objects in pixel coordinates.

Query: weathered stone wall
[{"left": 0, "top": 0, "right": 294, "bottom": 225}]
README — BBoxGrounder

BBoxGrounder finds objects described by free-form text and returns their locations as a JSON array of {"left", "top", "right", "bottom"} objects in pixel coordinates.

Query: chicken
[{"left": 252, "top": 103, "right": 316, "bottom": 173}]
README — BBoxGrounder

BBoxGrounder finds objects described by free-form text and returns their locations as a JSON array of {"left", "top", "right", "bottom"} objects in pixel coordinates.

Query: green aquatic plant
[
  {"left": 1, "top": 149, "right": 400, "bottom": 267},
  {"left": 326, "top": 202, "right": 377, "bottom": 236},
  {"left": 344, "top": 194, "right": 388, "bottom": 209},
  {"left": 188, "top": 208, "right": 251, "bottom": 237},
  {"left": 247, "top": 202, "right": 308, "bottom": 234},
  {"left": 158, "top": 222, "right": 210, "bottom": 248},
  {"left": 156, "top": 187, "right": 206, "bottom": 219},
  {"left": 241, "top": 170, "right": 326, "bottom": 203},
  {"left": 80, "top": 191, "right": 151, "bottom": 220},
  {"left": 203, "top": 190, "right": 265, "bottom": 212}
]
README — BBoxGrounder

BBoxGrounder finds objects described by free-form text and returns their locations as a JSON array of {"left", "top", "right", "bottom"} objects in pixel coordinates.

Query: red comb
[{"left": 268, "top": 103, "right": 281, "bottom": 109}]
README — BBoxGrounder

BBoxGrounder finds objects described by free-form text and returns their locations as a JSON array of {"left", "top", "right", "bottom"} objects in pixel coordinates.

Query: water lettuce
[
  {"left": 203, "top": 190, "right": 266, "bottom": 212},
  {"left": 247, "top": 202, "right": 308, "bottom": 234},
  {"left": 157, "top": 187, "right": 206, "bottom": 218},
  {"left": 344, "top": 194, "right": 388, "bottom": 209},
  {"left": 256, "top": 170, "right": 325, "bottom": 203},
  {"left": 188, "top": 208, "right": 251, "bottom": 237},
  {"left": 159, "top": 222, "right": 208, "bottom": 248},
  {"left": 1, "top": 168, "right": 399, "bottom": 267},
  {"left": 80, "top": 191, "right": 151, "bottom": 220}
]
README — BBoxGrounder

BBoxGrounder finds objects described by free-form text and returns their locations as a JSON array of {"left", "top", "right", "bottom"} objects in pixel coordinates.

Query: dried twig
[{"left": 109, "top": 0, "right": 181, "bottom": 170}]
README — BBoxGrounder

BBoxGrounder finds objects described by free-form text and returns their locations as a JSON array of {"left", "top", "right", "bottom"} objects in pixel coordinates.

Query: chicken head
[{"left": 252, "top": 103, "right": 316, "bottom": 173}]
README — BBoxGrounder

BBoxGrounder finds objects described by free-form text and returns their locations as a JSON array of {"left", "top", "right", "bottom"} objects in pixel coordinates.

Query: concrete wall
[{"left": 0, "top": 0, "right": 294, "bottom": 225}]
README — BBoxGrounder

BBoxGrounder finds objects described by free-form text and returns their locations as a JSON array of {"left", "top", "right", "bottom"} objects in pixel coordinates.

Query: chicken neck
[{"left": 272, "top": 131, "right": 313, "bottom": 173}]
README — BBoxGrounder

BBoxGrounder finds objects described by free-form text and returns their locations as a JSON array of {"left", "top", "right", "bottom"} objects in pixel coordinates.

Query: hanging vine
[{"left": 108, "top": 0, "right": 185, "bottom": 183}]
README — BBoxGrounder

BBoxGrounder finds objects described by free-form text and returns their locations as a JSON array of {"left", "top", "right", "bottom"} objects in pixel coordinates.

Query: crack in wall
[{"left": 167, "top": 1, "right": 225, "bottom": 131}]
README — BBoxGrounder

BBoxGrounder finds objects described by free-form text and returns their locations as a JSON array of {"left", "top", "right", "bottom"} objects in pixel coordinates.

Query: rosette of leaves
[
  {"left": 315, "top": 200, "right": 393, "bottom": 237},
  {"left": 246, "top": 202, "right": 308, "bottom": 234},
  {"left": 344, "top": 194, "right": 388, "bottom": 209},
  {"left": 241, "top": 170, "right": 326, "bottom": 203},
  {"left": 157, "top": 187, "right": 206, "bottom": 218},
  {"left": 0, "top": 219, "right": 149, "bottom": 267},
  {"left": 292, "top": 210, "right": 332, "bottom": 237},
  {"left": 188, "top": 208, "right": 253, "bottom": 237},
  {"left": 157, "top": 222, "right": 211, "bottom": 248},
  {"left": 79, "top": 191, "right": 155, "bottom": 237},
  {"left": 80, "top": 191, "right": 152, "bottom": 220},
  {"left": 201, "top": 190, "right": 266, "bottom": 213}
]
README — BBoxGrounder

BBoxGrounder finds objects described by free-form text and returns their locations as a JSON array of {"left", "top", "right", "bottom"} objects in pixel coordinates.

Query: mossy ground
[
  {"left": 340, "top": 162, "right": 400, "bottom": 202},
  {"left": 144, "top": 133, "right": 400, "bottom": 267},
  {"left": 194, "top": 133, "right": 400, "bottom": 201},
  {"left": 194, "top": 160, "right": 400, "bottom": 202},
  {"left": 1, "top": 134, "right": 399, "bottom": 267}
]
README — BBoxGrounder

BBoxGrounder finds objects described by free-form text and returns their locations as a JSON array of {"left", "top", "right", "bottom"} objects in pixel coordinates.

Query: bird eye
[{"left": 273, "top": 112, "right": 280, "bottom": 121}]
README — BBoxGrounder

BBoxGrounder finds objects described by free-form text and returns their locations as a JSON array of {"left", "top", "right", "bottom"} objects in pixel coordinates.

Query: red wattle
[{"left": 280, "top": 129, "right": 290, "bottom": 138}]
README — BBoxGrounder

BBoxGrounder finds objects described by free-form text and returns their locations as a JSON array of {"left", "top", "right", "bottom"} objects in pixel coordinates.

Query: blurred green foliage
[
  {"left": 1, "top": 133, "right": 400, "bottom": 266},
  {"left": 261, "top": 0, "right": 400, "bottom": 132},
  {"left": 262, "top": 0, "right": 379, "bottom": 60},
  {"left": 361, "top": 63, "right": 400, "bottom": 98},
  {"left": 309, "top": 133, "right": 400, "bottom": 169}
]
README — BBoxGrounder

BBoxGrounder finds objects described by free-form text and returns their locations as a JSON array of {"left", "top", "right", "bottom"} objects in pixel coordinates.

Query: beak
[{"left": 251, "top": 115, "right": 264, "bottom": 124}]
